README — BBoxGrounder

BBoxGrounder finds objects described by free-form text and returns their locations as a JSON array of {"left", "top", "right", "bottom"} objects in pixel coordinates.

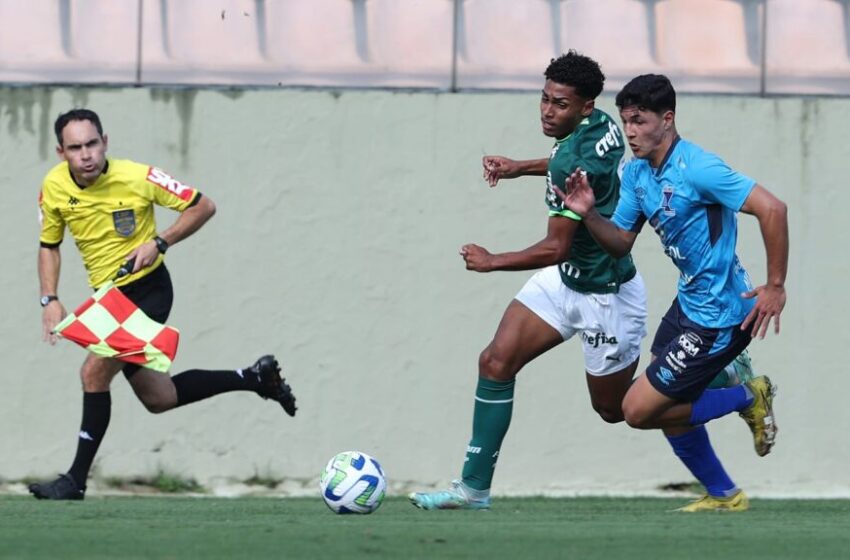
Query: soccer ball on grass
[{"left": 319, "top": 451, "right": 386, "bottom": 514}]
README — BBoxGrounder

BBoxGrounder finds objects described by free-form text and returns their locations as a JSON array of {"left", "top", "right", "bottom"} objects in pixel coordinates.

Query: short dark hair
[
  {"left": 615, "top": 74, "right": 676, "bottom": 114},
  {"left": 54, "top": 109, "right": 103, "bottom": 146},
  {"left": 544, "top": 50, "right": 605, "bottom": 100}
]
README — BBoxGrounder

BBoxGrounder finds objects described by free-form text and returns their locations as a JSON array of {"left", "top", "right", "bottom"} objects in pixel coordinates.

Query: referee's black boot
[
  {"left": 28, "top": 473, "right": 85, "bottom": 500},
  {"left": 249, "top": 354, "right": 297, "bottom": 417}
]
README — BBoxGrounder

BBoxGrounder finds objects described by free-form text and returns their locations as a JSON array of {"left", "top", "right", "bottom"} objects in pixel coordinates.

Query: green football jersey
[{"left": 545, "top": 108, "right": 636, "bottom": 294}]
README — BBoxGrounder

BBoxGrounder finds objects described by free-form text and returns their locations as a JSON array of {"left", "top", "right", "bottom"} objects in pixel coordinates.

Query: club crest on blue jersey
[
  {"left": 661, "top": 185, "right": 676, "bottom": 216},
  {"left": 112, "top": 209, "right": 136, "bottom": 236},
  {"left": 634, "top": 186, "right": 646, "bottom": 201}
]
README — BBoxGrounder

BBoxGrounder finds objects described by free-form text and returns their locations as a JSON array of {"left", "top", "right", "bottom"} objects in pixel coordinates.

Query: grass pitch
[{"left": 1, "top": 496, "right": 848, "bottom": 559}]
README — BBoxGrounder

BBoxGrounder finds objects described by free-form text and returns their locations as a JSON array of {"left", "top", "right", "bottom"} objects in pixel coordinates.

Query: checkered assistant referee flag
[{"left": 53, "top": 281, "right": 180, "bottom": 373}]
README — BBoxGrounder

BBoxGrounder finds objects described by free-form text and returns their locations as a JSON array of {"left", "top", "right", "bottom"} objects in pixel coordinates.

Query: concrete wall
[{"left": 1, "top": 87, "right": 847, "bottom": 497}]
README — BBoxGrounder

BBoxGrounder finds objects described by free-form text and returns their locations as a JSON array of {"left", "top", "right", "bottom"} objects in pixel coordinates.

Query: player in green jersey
[{"left": 409, "top": 52, "right": 648, "bottom": 510}]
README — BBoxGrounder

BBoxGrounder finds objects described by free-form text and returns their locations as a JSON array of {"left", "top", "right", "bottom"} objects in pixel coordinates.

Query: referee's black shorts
[{"left": 118, "top": 263, "right": 174, "bottom": 377}]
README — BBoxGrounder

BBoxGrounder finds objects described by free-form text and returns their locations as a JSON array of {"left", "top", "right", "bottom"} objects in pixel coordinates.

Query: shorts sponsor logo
[
  {"left": 656, "top": 366, "right": 675, "bottom": 386},
  {"left": 560, "top": 261, "right": 581, "bottom": 279},
  {"left": 112, "top": 209, "right": 136, "bottom": 236},
  {"left": 678, "top": 332, "right": 702, "bottom": 357},
  {"left": 146, "top": 167, "right": 195, "bottom": 201},
  {"left": 666, "top": 347, "right": 690, "bottom": 369},
  {"left": 582, "top": 331, "right": 618, "bottom": 348},
  {"left": 665, "top": 352, "right": 685, "bottom": 372}
]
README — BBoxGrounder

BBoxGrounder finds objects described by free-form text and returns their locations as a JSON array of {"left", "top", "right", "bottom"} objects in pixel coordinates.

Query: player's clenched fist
[{"left": 460, "top": 243, "right": 494, "bottom": 272}]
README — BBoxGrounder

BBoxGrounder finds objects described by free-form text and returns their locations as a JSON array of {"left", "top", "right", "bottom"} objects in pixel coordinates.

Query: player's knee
[
  {"left": 143, "top": 401, "right": 167, "bottom": 414},
  {"left": 79, "top": 369, "right": 111, "bottom": 392},
  {"left": 594, "top": 403, "right": 625, "bottom": 424},
  {"left": 622, "top": 403, "right": 652, "bottom": 429},
  {"left": 478, "top": 347, "right": 515, "bottom": 381},
  {"left": 141, "top": 395, "right": 175, "bottom": 414}
]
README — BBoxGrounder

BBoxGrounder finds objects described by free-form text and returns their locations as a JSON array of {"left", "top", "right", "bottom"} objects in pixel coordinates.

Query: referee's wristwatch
[
  {"left": 40, "top": 295, "right": 58, "bottom": 307},
  {"left": 153, "top": 235, "right": 169, "bottom": 254}
]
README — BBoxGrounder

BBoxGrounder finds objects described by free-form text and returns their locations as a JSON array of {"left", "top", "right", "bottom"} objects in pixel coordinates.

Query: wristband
[{"left": 153, "top": 235, "right": 169, "bottom": 254}]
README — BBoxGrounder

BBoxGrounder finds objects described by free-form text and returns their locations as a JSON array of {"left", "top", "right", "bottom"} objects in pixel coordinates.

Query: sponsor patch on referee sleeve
[{"left": 146, "top": 167, "right": 196, "bottom": 202}]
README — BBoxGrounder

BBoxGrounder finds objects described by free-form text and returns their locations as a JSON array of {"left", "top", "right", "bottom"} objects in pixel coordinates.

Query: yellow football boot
[
  {"left": 739, "top": 375, "right": 778, "bottom": 457},
  {"left": 675, "top": 490, "right": 749, "bottom": 512}
]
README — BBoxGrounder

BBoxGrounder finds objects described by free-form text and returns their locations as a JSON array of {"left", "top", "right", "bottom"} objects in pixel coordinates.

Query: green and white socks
[{"left": 460, "top": 377, "right": 515, "bottom": 495}]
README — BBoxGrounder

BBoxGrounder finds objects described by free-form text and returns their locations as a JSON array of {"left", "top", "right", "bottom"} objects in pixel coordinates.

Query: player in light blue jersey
[{"left": 555, "top": 74, "right": 788, "bottom": 512}]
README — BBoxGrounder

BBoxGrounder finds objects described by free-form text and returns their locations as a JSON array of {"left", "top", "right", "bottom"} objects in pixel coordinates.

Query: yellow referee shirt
[{"left": 39, "top": 158, "right": 201, "bottom": 288}]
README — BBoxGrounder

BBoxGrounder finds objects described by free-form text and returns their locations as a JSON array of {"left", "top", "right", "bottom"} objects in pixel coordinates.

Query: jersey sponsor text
[
  {"left": 146, "top": 167, "right": 195, "bottom": 201},
  {"left": 595, "top": 121, "right": 623, "bottom": 157}
]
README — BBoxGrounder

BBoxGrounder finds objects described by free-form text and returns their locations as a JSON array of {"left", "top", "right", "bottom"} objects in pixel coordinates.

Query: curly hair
[
  {"left": 544, "top": 50, "right": 605, "bottom": 99},
  {"left": 615, "top": 74, "right": 676, "bottom": 114}
]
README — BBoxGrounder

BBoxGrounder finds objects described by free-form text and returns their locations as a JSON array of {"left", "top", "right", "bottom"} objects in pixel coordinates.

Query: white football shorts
[{"left": 515, "top": 266, "right": 647, "bottom": 376}]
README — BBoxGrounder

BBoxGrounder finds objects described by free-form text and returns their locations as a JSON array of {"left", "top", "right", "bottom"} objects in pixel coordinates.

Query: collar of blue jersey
[
  {"left": 68, "top": 159, "right": 110, "bottom": 189},
  {"left": 652, "top": 135, "right": 681, "bottom": 177}
]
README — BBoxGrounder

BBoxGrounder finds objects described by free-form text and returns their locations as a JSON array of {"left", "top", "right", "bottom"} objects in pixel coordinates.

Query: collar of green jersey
[{"left": 555, "top": 117, "right": 591, "bottom": 144}]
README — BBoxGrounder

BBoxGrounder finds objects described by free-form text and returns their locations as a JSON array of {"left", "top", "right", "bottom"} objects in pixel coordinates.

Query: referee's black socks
[
  {"left": 172, "top": 368, "right": 260, "bottom": 407},
  {"left": 67, "top": 391, "right": 111, "bottom": 487}
]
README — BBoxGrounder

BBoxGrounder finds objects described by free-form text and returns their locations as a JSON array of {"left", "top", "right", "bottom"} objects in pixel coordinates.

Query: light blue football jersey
[{"left": 612, "top": 138, "right": 756, "bottom": 328}]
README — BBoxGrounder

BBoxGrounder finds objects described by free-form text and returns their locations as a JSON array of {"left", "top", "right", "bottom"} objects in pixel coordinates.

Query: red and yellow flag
[{"left": 54, "top": 281, "right": 179, "bottom": 373}]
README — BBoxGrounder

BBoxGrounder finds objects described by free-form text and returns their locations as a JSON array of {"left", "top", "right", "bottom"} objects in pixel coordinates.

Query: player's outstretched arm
[
  {"left": 460, "top": 216, "right": 579, "bottom": 272},
  {"left": 482, "top": 156, "right": 548, "bottom": 187},
  {"left": 126, "top": 194, "right": 217, "bottom": 273},
  {"left": 552, "top": 169, "right": 637, "bottom": 258},
  {"left": 38, "top": 246, "right": 67, "bottom": 345},
  {"left": 739, "top": 184, "right": 788, "bottom": 338}
]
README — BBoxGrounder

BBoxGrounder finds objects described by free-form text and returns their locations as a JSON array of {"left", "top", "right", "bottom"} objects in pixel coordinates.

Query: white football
[{"left": 319, "top": 451, "right": 386, "bottom": 514}]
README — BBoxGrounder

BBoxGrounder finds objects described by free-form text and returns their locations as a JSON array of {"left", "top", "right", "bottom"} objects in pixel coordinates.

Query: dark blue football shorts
[{"left": 646, "top": 298, "right": 752, "bottom": 402}]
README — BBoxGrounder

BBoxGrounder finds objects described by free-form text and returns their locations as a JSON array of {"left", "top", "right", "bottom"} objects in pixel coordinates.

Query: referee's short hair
[{"left": 54, "top": 109, "right": 104, "bottom": 146}]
